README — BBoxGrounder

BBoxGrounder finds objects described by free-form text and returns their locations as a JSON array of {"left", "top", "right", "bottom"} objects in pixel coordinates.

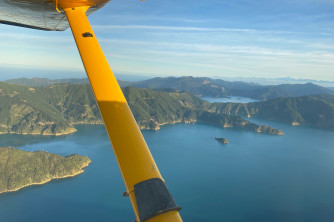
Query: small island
[
  {"left": 215, "top": 137, "right": 229, "bottom": 144},
  {"left": 0, "top": 147, "right": 91, "bottom": 194}
]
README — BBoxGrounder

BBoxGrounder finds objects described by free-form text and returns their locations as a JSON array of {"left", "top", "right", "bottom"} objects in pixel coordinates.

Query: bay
[
  {"left": 201, "top": 96, "right": 259, "bottom": 103},
  {"left": 1, "top": 121, "right": 334, "bottom": 222}
]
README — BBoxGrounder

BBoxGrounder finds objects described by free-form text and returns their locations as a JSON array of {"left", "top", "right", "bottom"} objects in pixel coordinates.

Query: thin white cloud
[
  {"left": 93, "top": 25, "right": 300, "bottom": 35},
  {"left": 99, "top": 38, "right": 334, "bottom": 59}
]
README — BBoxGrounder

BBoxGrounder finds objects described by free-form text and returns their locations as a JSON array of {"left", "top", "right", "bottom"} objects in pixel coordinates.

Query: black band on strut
[{"left": 134, "top": 178, "right": 181, "bottom": 221}]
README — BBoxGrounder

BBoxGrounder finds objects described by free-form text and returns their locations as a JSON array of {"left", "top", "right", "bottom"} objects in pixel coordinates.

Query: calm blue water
[
  {"left": 201, "top": 96, "right": 259, "bottom": 103},
  {"left": 1, "top": 122, "right": 334, "bottom": 222}
]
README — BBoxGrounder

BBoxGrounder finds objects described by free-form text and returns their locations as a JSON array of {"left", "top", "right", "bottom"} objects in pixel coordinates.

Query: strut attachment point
[{"left": 82, "top": 32, "right": 93, "bottom": 37}]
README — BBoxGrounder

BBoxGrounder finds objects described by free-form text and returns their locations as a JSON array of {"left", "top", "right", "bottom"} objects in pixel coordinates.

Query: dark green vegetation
[
  {"left": 0, "top": 82, "right": 282, "bottom": 135},
  {"left": 215, "top": 137, "right": 229, "bottom": 144},
  {"left": 2, "top": 77, "right": 334, "bottom": 133},
  {"left": 123, "top": 87, "right": 283, "bottom": 135},
  {"left": 127, "top": 76, "right": 334, "bottom": 100},
  {"left": 212, "top": 95, "right": 334, "bottom": 130},
  {"left": 0, "top": 82, "right": 102, "bottom": 135},
  {"left": 0, "top": 147, "right": 91, "bottom": 194}
]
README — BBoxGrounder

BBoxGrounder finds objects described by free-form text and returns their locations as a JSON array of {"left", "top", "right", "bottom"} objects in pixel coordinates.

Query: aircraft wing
[{"left": 0, "top": 0, "right": 110, "bottom": 31}]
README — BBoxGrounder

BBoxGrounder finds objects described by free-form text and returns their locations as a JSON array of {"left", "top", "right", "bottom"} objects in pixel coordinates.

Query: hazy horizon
[
  {"left": 1, "top": 0, "right": 333, "bottom": 81},
  {"left": 2, "top": 70, "right": 334, "bottom": 87}
]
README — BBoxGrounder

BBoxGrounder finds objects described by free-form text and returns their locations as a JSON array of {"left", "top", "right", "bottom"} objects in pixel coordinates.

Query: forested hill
[
  {"left": 211, "top": 95, "right": 334, "bottom": 130},
  {"left": 0, "top": 147, "right": 91, "bottom": 194},
  {"left": 0, "top": 82, "right": 282, "bottom": 135},
  {"left": 0, "top": 82, "right": 102, "bottom": 135},
  {"left": 1, "top": 80, "right": 334, "bottom": 134},
  {"left": 123, "top": 87, "right": 283, "bottom": 135}
]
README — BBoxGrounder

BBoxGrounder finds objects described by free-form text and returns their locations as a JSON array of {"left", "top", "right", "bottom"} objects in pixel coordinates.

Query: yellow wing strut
[{"left": 61, "top": 5, "right": 183, "bottom": 222}]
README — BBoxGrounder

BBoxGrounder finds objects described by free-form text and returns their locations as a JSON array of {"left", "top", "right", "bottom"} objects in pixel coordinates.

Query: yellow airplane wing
[{"left": 0, "top": 0, "right": 109, "bottom": 30}]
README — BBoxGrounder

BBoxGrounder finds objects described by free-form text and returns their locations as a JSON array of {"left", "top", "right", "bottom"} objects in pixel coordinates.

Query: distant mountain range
[
  {"left": 127, "top": 76, "right": 334, "bottom": 100},
  {"left": 5, "top": 77, "right": 89, "bottom": 87},
  {"left": 213, "top": 76, "right": 334, "bottom": 87},
  {"left": 6, "top": 76, "right": 333, "bottom": 100},
  {"left": 4, "top": 77, "right": 131, "bottom": 88}
]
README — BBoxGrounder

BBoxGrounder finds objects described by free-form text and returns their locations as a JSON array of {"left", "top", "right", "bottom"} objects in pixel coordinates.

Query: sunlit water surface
[
  {"left": 1, "top": 121, "right": 334, "bottom": 222},
  {"left": 201, "top": 96, "right": 259, "bottom": 103}
]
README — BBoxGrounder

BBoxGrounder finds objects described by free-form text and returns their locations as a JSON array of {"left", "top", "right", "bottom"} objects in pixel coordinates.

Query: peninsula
[{"left": 0, "top": 147, "right": 91, "bottom": 194}]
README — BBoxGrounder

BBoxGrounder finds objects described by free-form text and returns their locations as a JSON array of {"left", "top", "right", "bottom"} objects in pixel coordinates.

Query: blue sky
[{"left": 0, "top": 0, "right": 334, "bottom": 81}]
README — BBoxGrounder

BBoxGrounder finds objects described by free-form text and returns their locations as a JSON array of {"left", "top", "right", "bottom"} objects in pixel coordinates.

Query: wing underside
[{"left": 0, "top": 0, "right": 110, "bottom": 31}]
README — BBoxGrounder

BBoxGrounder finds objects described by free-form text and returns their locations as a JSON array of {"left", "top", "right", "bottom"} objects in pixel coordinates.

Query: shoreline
[
  {"left": 1, "top": 118, "right": 284, "bottom": 136},
  {"left": 139, "top": 119, "right": 284, "bottom": 135},
  {"left": 0, "top": 129, "right": 77, "bottom": 136},
  {"left": 0, "top": 122, "right": 105, "bottom": 136}
]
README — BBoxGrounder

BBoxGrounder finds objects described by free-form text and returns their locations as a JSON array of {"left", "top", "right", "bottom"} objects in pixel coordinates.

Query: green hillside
[
  {"left": 0, "top": 82, "right": 76, "bottom": 135},
  {"left": 37, "top": 84, "right": 102, "bottom": 124},
  {"left": 0, "top": 147, "right": 91, "bottom": 194},
  {"left": 0, "top": 82, "right": 282, "bottom": 135},
  {"left": 124, "top": 87, "right": 283, "bottom": 135},
  {"left": 212, "top": 95, "right": 334, "bottom": 130}
]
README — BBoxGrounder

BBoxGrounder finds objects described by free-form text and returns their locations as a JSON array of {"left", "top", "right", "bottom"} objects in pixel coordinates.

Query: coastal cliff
[{"left": 0, "top": 147, "right": 91, "bottom": 194}]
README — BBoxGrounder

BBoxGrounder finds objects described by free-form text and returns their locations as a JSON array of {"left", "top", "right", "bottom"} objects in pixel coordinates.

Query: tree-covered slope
[
  {"left": 212, "top": 95, "right": 334, "bottom": 130},
  {"left": 123, "top": 86, "right": 209, "bottom": 125},
  {"left": 0, "top": 83, "right": 282, "bottom": 135},
  {"left": 37, "top": 84, "right": 102, "bottom": 124},
  {"left": 124, "top": 87, "right": 283, "bottom": 135},
  {"left": 0, "top": 147, "right": 91, "bottom": 194},
  {"left": 0, "top": 82, "right": 76, "bottom": 135}
]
